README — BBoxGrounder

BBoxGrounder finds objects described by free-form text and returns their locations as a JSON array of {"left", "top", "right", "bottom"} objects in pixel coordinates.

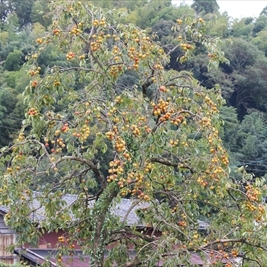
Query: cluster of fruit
[
  {"left": 204, "top": 96, "right": 218, "bottom": 114},
  {"left": 114, "top": 136, "right": 126, "bottom": 153},
  {"left": 28, "top": 67, "right": 41, "bottom": 76},
  {"left": 245, "top": 184, "right": 261, "bottom": 202},
  {"left": 66, "top": 51, "right": 75, "bottom": 60},
  {"left": 70, "top": 25, "right": 82, "bottom": 35},
  {"left": 107, "top": 160, "right": 123, "bottom": 182},
  {"left": 27, "top": 107, "right": 38, "bottom": 116}
]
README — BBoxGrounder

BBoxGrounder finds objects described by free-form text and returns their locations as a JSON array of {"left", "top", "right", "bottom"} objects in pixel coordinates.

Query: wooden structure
[{"left": 0, "top": 211, "right": 17, "bottom": 264}]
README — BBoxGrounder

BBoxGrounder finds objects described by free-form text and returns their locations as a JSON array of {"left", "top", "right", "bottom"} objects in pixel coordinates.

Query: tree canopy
[
  {"left": 1, "top": 2, "right": 267, "bottom": 267},
  {"left": 191, "top": 0, "right": 219, "bottom": 15}
]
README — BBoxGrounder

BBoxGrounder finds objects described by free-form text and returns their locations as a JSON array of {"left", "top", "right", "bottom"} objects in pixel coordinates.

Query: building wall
[
  {"left": 37, "top": 229, "right": 69, "bottom": 249},
  {"left": 37, "top": 227, "right": 160, "bottom": 250},
  {"left": 0, "top": 214, "right": 17, "bottom": 264}
]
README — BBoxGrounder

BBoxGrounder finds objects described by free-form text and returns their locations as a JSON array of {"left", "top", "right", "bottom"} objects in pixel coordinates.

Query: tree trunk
[{"left": 91, "top": 184, "right": 119, "bottom": 266}]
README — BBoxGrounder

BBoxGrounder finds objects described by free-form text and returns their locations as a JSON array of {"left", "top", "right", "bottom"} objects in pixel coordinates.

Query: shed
[{"left": 0, "top": 207, "right": 17, "bottom": 264}]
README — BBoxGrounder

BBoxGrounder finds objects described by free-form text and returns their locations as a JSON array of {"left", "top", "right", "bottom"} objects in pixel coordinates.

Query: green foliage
[
  {"left": 260, "top": 6, "right": 267, "bottom": 17},
  {"left": 132, "top": 0, "right": 175, "bottom": 28},
  {"left": 0, "top": 0, "right": 33, "bottom": 28},
  {"left": 3, "top": 12, "right": 20, "bottom": 33},
  {"left": 252, "top": 15, "right": 267, "bottom": 36},
  {"left": 10, "top": 0, "right": 35, "bottom": 27},
  {"left": 252, "top": 29, "right": 267, "bottom": 56},
  {"left": 31, "top": 0, "right": 52, "bottom": 28},
  {"left": 0, "top": 87, "right": 23, "bottom": 146},
  {"left": 226, "top": 111, "right": 267, "bottom": 175},
  {"left": 90, "top": 0, "right": 147, "bottom": 11},
  {"left": 151, "top": 19, "right": 176, "bottom": 44},
  {"left": 0, "top": 1, "right": 13, "bottom": 28},
  {"left": 224, "top": 38, "right": 260, "bottom": 71},
  {"left": 205, "top": 13, "right": 229, "bottom": 38},
  {"left": 192, "top": 0, "right": 219, "bottom": 15},
  {"left": 0, "top": 2, "right": 267, "bottom": 267},
  {"left": 221, "top": 105, "right": 267, "bottom": 177},
  {"left": 237, "top": 57, "right": 267, "bottom": 108},
  {"left": 4, "top": 50, "right": 23, "bottom": 71},
  {"left": 36, "top": 44, "right": 67, "bottom": 70},
  {"left": 0, "top": 32, "right": 9, "bottom": 44},
  {"left": 2, "top": 0, "right": 267, "bottom": 266},
  {"left": 231, "top": 17, "right": 253, "bottom": 38},
  {"left": 219, "top": 105, "right": 239, "bottom": 147},
  {"left": 31, "top": 22, "right": 46, "bottom": 40}
]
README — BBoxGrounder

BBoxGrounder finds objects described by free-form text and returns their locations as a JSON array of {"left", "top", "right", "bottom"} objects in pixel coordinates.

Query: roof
[
  {"left": 15, "top": 248, "right": 237, "bottom": 267},
  {"left": 0, "top": 192, "right": 149, "bottom": 227},
  {"left": 0, "top": 192, "right": 209, "bottom": 230},
  {"left": 29, "top": 192, "right": 78, "bottom": 222},
  {"left": 0, "top": 205, "right": 8, "bottom": 215},
  {"left": 15, "top": 248, "right": 89, "bottom": 267},
  {"left": 111, "top": 198, "right": 149, "bottom": 226}
]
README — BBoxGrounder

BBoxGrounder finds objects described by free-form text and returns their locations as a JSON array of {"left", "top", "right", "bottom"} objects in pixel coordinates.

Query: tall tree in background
[
  {"left": 31, "top": 0, "right": 53, "bottom": 28},
  {"left": 192, "top": 0, "right": 219, "bottom": 15},
  {"left": 90, "top": 0, "right": 147, "bottom": 10},
  {"left": 11, "top": 0, "right": 34, "bottom": 27},
  {"left": 260, "top": 6, "right": 267, "bottom": 17},
  {"left": 0, "top": 0, "right": 13, "bottom": 28},
  {"left": 0, "top": 0, "right": 34, "bottom": 28}
]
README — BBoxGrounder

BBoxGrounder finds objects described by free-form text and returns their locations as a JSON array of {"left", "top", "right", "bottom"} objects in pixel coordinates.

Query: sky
[{"left": 172, "top": 0, "right": 267, "bottom": 19}]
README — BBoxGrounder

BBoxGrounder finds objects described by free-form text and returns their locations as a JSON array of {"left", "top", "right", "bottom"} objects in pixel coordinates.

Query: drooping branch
[
  {"left": 57, "top": 66, "right": 106, "bottom": 76},
  {"left": 196, "top": 238, "right": 267, "bottom": 253},
  {"left": 122, "top": 200, "right": 142, "bottom": 224},
  {"left": 198, "top": 238, "right": 245, "bottom": 250},
  {"left": 241, "top": 256, "right": 261, "bottom": 266},
  {"left": 150, "top": 156, "right": 194, "bottom": 173},
  {"left": 142, "top": 70, "right": 155, "bottom": 97},
  {"left": 52, "top": 156, "right": 106, "bottom": 189},
  {"left": 165, "top": 74, "right": 193, "bottom": 85},
  {"left": 109, "top": 228, "right": 156, "bottom": 247},
  {"left": 150, "top": 157, "right": 179, "bottom": 167}
]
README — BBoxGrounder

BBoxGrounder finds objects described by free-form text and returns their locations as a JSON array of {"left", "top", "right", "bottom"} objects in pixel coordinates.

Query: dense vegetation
[
  {"left": 1, "top": 0, "right": 267, "bottom": 176},
  {"left": 1, "top": 0, "right": 267, "bottom": 266}
]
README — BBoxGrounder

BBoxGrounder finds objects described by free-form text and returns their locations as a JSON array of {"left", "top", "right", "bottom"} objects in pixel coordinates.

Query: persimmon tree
[{"left": 1, "top": 1, "right": 267, "bottom": 267}]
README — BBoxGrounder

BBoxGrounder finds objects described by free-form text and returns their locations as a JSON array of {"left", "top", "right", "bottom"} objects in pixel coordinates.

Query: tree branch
[
  {"left": 150, "top": 157, "right": 179, "bottom": 167},
  {"left": 52, "top": 156, "right": 106, "bottom": 188}
]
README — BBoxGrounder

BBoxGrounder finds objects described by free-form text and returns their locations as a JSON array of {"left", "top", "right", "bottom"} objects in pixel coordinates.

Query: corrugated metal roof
[
  {"left": 0, "top": 193, "right": 209, "bottom": 230},
  {"left": 111, "top": 198, "right": 149, "bottom": 226},
  {"left": 0, "top": 206, "right": 8, "bottom": 215},
  {"left": 0, "top": 192, "right": 149, "bottom": 227},
  {"left": 29, "top": 192, "right": 78, "bottom": 222}
]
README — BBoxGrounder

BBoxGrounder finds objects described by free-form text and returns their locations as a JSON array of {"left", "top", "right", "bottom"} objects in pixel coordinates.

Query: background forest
[{"left": 1, "top": 0, "right": 267, "bottom": 178}]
